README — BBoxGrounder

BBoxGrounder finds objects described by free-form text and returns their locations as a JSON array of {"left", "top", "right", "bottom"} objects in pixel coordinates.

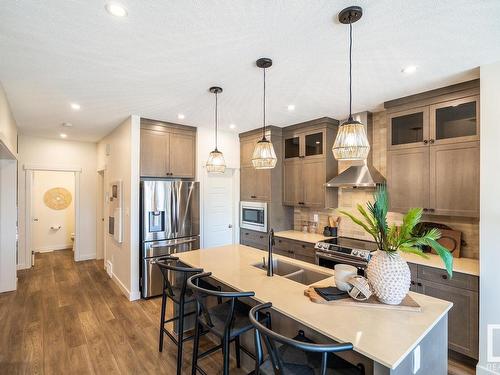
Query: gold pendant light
[
  {"left": 206, "top": 86, "right": 226, "bottom": 173},
  {"left": 252, "top": 58, "right": 277, "bottom": 169},
  {"left": 332, "top": 6, "right": 370, "bottom": 161}
]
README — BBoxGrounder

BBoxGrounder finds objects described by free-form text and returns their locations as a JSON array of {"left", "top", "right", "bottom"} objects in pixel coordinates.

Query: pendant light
[
  {"left": 252, "top": 58, "right": 277, "bottom": 169},
  {"left": 206, "top": 86, "right": 226, "bottom": 173},
  {"left": 332, "top": 6, "right": 370, "bottom": 161}
]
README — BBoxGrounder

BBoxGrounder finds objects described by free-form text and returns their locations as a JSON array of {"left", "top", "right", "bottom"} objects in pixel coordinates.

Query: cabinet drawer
[
  {"left": 274, "top": 237, "right": 294, "bottom": 251},
  {"left": 291, "top": 241, "right": 316, "bottom": 258},
  {"left": 418, "top": 265, "right": 478, "bottom": 292},
  {"left": 241, "top": 229, "right": 267, "bottom": 246}
]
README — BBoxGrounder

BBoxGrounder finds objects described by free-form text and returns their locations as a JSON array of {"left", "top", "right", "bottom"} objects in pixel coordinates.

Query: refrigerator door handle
[{"left": 150, "top": 238, "right": 197, "bottom": 249}]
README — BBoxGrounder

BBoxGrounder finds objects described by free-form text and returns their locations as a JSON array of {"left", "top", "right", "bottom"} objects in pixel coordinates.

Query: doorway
[
  {"left": 202, "top": 168, "right": 236, "bottom": 248},
  {"left": 31, "top": 170, "right": 75, "bottom": 256},
  {"left": 96, "top": 170, "right": 106, "bottom": 261},
  {"left": 24, "top": 165, "right": 81, "bottom": 266}
]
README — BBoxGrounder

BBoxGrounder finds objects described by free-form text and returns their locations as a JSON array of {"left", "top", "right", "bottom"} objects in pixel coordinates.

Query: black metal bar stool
[
  {"left": 155, "top": 256, "right": 205, "bottom": 375},
  {"left": 249, "top": 302, "right": 365, "bottom": 375},
  {"left": 187, "top": 272, "right": 269, "bottom": 375}
]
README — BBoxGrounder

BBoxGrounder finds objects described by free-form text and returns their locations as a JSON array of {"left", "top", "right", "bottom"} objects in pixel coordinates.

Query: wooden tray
[{"left": 305, "top": 286, "right": 421, "bottom": 312}]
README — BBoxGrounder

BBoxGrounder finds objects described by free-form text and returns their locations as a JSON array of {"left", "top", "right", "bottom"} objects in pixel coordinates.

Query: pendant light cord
[
  {"left": 262, "top": 67, "right": 267, "bottom": 141},
  {"left": 214, "top": 91, "right": 218, "bottom": 151},
  {"left": 348, "top": 17, "right": 353, "bottom": 121}
]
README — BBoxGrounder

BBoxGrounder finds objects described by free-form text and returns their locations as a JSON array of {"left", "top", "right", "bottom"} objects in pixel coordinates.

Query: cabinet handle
[
  {"left": 259, "top": 236, "right": 264, "bottom": 239},
  {"left": 423, "top": 208, "right": 428, "bottom": 212},
  {"left": 411, "top": 281, "right": 415, "bottom": 285},
  {"left": 302, "top": 244, "right": 306, "bottom": 248},
  {"left": 429, "top": 208, "right": 435, "bottom": 212},
  {"left": 417, "top": 282, "right": 422, "bottom": 287},
  {"left": 251, "top": 195, "right": 257, "bottom": 199},
  {"left": 441, "top": 275, "right": 448, "bottom": 280},
  {"left": 429, "top": 139, "right": 435, "bottom": 144},
  {"left": 423, "top": 140, "right": 428, "bottom": 145}
]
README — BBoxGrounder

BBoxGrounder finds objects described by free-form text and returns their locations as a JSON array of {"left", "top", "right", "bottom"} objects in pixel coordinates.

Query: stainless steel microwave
[{"left": 240, "top": 201, "right": 267, "bottom": 232}]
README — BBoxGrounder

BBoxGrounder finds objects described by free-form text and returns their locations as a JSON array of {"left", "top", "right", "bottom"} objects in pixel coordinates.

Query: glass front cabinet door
[
  {"left": 430, "top": 95, "right": 480, "bottom": 145},
  {"left": 388, "top": 107, "right": 429, "bottom": 150}
]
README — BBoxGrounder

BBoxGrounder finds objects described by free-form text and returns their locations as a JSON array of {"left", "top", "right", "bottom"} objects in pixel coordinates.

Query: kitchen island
[{"left": 176, "top": 244, "right": 452, "bottom": 374}]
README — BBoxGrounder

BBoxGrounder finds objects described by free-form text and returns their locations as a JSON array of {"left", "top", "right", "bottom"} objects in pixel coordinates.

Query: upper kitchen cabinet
[
  {"left": 430, "top": 95, "right": 480, "bottom": 145},
  {"left": 282, "top": 118, "right": 339, "bottom": 208},
  {"left": 388, "top": 106, "right": 429, "bottom": 150},
  {"left": 239, "top": 126, "right": 282, "bottom": 202},
  {"left": 385, "top": 80, "right": 480, "bottom": 217},
  {"left": 387, "top": 80, "right": 480, "bottom": 151},
  {"left": 140, "top": 119, "right": 196, "bottom": 178}
]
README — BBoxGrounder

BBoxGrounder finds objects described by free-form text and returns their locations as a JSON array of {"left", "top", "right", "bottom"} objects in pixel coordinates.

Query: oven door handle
[{"left": 316, "top": 252, "right": 368, "bottom": 268}]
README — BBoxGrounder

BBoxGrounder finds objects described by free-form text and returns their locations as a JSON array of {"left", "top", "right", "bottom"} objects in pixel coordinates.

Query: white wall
[
  {"left": 0, "top": 82, "right": 18, "bottom": 293},
  {"left": 478, "top": 62, "right": 500, "bottom": 375},
  {"left": 0, "top": 83, "right": 18, "bottom": 157},
  {"left": 18, "top": 135, "right": 97, "bottom": 268},
  {"left": 97, "top": 115, "right": 140, "bottom": 301},
  {"left": 196, "top": 127, "right": 240, "bottom": 247},
  {"left": 32, "top": 171, "right": 75, "bottom": 252}
]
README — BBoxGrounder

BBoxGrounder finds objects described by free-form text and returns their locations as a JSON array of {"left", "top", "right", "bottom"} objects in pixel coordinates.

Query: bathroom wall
[
  {"left": 32, "top": 170, "right": 75, "bottom": 252},
  {"left": 294, "top": 110, "right": 480, "bottom": 259}
]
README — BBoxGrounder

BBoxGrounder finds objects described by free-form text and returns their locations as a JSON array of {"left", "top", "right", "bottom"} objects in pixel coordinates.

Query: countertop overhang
[{"left": 176, "top": 244, "right": 452, "bottom": 369}]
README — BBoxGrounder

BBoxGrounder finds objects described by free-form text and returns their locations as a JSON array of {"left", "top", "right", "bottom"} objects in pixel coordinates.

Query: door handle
[
  {"left": 228, "top": 224, "right": 233, "bottom": 228},
  {"left": 33, "top": 218, "right": 39, "bottom": 222}
]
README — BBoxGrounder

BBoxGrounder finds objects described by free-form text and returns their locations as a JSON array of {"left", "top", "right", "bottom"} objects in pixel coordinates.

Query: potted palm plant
[{"left": 341, "top": 185, "right": 453, "bottom": 305}]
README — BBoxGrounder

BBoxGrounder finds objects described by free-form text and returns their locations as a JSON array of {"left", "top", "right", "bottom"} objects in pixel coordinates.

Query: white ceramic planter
[{"left": 366, "top": 251, "right": 411, "bottom": 305}]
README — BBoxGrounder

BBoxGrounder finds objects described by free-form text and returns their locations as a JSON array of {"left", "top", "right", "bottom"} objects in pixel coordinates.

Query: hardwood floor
[
  {"left": 0, "top": 249, "right": 476, "bottom": 374},
  {"left": 0, "top": 250, "right": 244, "bottom": 374}
]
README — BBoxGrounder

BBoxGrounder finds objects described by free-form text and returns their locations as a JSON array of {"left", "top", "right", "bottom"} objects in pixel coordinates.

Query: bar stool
[
  {"left": 187, "top": 272, "right": 269, "bottom": 375},
  {"left": 155, "top": 256, "right": 205, "bottom": 375},
  {"left": 249, "top": 302, "right": 365, "bottom": 375}
]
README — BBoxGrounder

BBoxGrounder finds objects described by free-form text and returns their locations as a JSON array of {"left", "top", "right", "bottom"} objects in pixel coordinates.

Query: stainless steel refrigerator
[{"left": 140, "top": 180, "right": 200, "bottom": 298}]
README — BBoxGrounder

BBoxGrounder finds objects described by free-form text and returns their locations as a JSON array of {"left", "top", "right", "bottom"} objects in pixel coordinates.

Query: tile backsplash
[{"left": 293, "top": 110, "right": 479, "bottom": 259}]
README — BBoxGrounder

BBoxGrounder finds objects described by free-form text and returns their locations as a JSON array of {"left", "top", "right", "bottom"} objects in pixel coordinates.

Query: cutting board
[
  {"left": 304, "top": 286, "right": 421, "bottom": 312},
  {"left": 432, "top": 229, "right": 462, "bottom": 258}
]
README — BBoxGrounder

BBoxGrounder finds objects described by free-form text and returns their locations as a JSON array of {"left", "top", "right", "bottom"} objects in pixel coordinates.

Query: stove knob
[{"left": 352, "top": 250, "right": 358, "bottom": 256}]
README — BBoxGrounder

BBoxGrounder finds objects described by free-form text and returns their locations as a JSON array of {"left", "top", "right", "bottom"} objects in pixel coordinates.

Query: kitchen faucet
[{"left": 267, "top": 228, "right": 275, "bottom": 277}]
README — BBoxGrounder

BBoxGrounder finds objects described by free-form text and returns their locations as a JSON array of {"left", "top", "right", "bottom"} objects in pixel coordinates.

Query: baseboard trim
[
  {"left": 477, "top": 364, "right": 500, "bottom": 374},
  {"left": 77, "top": 253, "right": 96, "bottom": 261},
  {"left": 111, "top": 273, "right": 141, "bottom": 302},
  {"left": 36, "top": 244, "right": 73, "bottom": 252},
  {"left": 17, "top": 263, "right": 29, "bottom": 270}
]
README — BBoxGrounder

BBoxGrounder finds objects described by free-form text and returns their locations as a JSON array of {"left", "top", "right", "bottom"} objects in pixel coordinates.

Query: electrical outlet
[
  {"left": 413, "top": 345, "right": 421, "bottom": 374},
  {"left": 313, "top": 214, "right": 319, "bottom": 222}
]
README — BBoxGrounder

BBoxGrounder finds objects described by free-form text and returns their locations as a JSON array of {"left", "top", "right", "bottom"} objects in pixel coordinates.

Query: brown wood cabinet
[
  {"left": 273, "top": 237, "right": 316, "bottom": 264},
  {"left": 240, "top": 228, "right": 268, "bottom": 250},
  {"left": 140, "top": 119, "right": 196, "bottom": 178},
  {"left": 429, "top": 141, "right": 480, "bottom": 217},
  {"left": 409, "top": 263, "right": 479, "bottom": 359},
  {"left": 386, "top": 82, "right": 480, "bottom": 217},
  {"left": 282, "top": 118, "right": 339, "bottom": 209},
  {"left": 240, "top": 166, "right": 271, "bottom": 201}
]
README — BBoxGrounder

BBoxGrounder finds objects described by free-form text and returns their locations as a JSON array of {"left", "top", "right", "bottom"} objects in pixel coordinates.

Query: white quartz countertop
[
  {"left": 401, "top": 252, "right": 479, "bottom": 276},
  {"left": 274, "top": 230, "right": 333, "bottom": 244},
  {"left": 275, "top": 230, "right": 480, "bottom": 276},
  {"left": 176, "top": 244, "right": 452, "bottom": 369}
]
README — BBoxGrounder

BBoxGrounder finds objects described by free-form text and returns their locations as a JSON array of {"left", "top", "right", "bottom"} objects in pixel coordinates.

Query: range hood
[{"left": 326, "top": 111, "right": 386, "bottom": 188}]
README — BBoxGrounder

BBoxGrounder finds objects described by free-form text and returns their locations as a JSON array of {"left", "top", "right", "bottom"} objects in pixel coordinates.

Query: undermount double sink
[{"left": 253, "top": 258, "right": 331, "bottom": 286}]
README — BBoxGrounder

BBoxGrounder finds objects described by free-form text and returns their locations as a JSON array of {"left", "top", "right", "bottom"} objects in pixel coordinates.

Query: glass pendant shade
[
  {"left": 252, "top": 138, "right": 277, "bottom": 169},
  {"left": 206, "top": 148, "right": 226, "bottom": 173},
  {"left": 332, "top": 118, "right": 370, "bottom": 161}
]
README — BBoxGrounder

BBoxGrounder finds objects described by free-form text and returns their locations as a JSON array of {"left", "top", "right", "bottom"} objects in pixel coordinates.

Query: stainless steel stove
[{"left": 314, "top": 237, "right": 378, "bottom": 273}]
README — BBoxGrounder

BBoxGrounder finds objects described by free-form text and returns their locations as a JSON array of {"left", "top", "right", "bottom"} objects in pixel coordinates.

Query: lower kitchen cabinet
[
  {"left": 273, "top": 237, "right": 316, "bottom": 264},
  {"left": 240, "top": 229, "right": 268, "bottom": 250},
  {"left": 409, "top": 262, "right": 479, "bottom": 359}
]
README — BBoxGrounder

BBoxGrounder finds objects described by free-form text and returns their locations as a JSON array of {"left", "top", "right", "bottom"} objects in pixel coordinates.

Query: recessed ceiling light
[
  {"left": 70, "top": 103, "right": 81, "bottom": 110},
  {"left": 105, "top": 2, "right": 128, "bottom": 17},
  {"left": 229, "top": 124, "right": 236, "bottom": 129},
  {"left": 61, "top": 122, "right": 73, "bottom": 127},
  {"left": 60, "top": 133, "right": 67, "bottom": 139},
  {"left": 177, "top": 113, "right": 185, "bottom": 120},
  {"left": 401, "top": 65, "right": 417, "bottom": 74},
  {"left": 287, "top": 104, "right": 295, "bottom": 111}
]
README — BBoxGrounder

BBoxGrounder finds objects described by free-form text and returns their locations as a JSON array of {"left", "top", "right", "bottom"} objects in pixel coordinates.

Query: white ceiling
[{"left": 1, "top": 0, "right": 500, "bottom": 142}]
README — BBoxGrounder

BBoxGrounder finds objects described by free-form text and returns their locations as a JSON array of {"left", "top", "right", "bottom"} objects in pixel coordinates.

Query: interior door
[{"left": 203, "top": 169, "right": 234, "bottom": 247}]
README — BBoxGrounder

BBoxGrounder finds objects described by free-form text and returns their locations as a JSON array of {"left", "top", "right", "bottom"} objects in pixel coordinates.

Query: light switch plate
[{"left": 413, "top": 345, "right": 421, "bottom": 374}]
